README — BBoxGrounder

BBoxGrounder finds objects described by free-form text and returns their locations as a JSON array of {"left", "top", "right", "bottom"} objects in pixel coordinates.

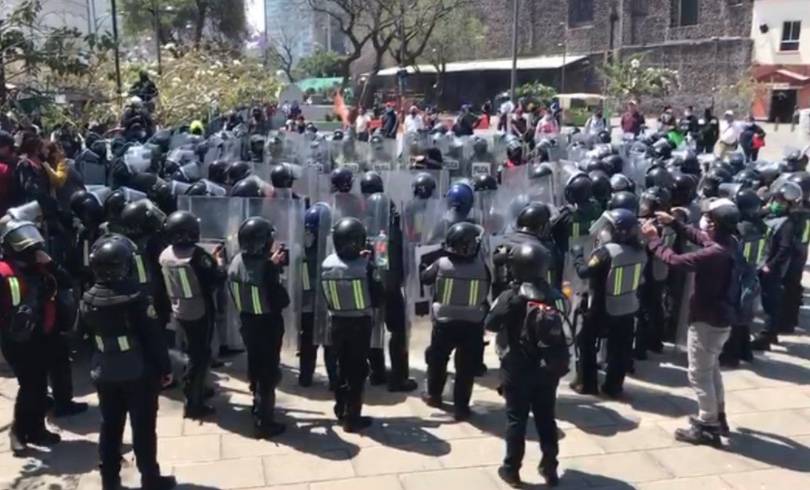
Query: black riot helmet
[
  {"left": 671, "top": 173, "right": 698, "bottom": 207},
  {"left": 733, "top": 168, "right": 762, "bottom": 190},
  {"left": 603, "top": 154, "right": 624, "bottom": 175},
  {"left": 702, "top": 198, "right": 740, "bottom": 235},
  {"left": 516, "top": 202, "right": 552, "bottom": 237},
  {"left": 728, "top": 153, "right": 746, "bottom": 174},
  {"left": 701, "top": 169, "right": 730, "bottom": 198},
  {"left": 226, "top": 161, "right": 252, "bottom": 186},
  {"left": 472, "top": 136, "right": 488, "bottom": 155},
  {"left": 788, "top": 172, "right": 810, "bottom": 204},
  {"left": 784, "top": 149, "right": 807, "bottom": 172},
  {"left": 473, "top": 174, "right": 498, "bottom": 191},
  {"left": 530, "top": 162, "right": 553, "bottom": 179},
  {"left": 639, "top": 186, "right": 672, "bottom": 218},
  {"left": 589, "top": 170, "right": 612, "bottom": 205},
  {"left": 609, "top": 173, "right": 636, "bottom": 194},
  {"left": 119, "top": 199, "right": 167, "bottom": 238},
  {"left": 89, "top": 235, "right": 135, "bottom": 283},
  {"left": 164, "top": 210, "right": 200, "bottom": 246},
  {"left": 70, "top": 190, "right": 104, "bottom": 227},
  {"left": 412, "top": 172, "right": 437, "bottom": 199},
  {"left": 230, "top": 176, "right": 266, "bottom": 197},
  {"left": 734, "top": 188, "right": 763, "bottom": 221},
  {"left": 208, "top": 160, "right": 229, "bottom": 184},
  {"left": 565, "top": 173, "right": 593, "bottom": 206},
  {"left": 607, "top": 191, "right": 639, "bottom": 214},
  {"left": 583, "top": 157, "right": 607, "bottom": 174},
  {"left": 270, "top": 164, "right": 295, "bottom": 189},
  {"left": 774, "top": 181, "right": 804, "bottom": 206},
  {"left": 506, "top": 141, "right": 523, "bottom": 163},
  {"left": 249, "top": 135, "right": 265, "bottom": 161},
  {"left": 652, "top": 138, "right": 673, "bottom": 159},
  {"left": 238, "top": 217, "right": 275, "bottom": 257},
  {"left": 605, "top": 208, "right": 641, "bottom": 245},
  {"left": 680, "top": 151, "right": 701, "bottom": 175},
  {"left": 444, "top": 222, "right": 482, "bottom": 258},
  {"left": 645, "top": 165, "right": 674, "bottom": 190},
  {"left": 104, "top": 189, "right": 128, "bottom": 220},
  {"left": 597, "top": 129, "right": 611, "bottom": 144},
  {"left": 332, "top": 217, "right": 367, "bottom": 260},
  {"left": 360, "top": 171, "right": 384, "bottom": 195},
  {"left": 508, "top": 241, "right": 551, "bottom": 284},
  {"left": 331, "top": 167, "right": 354, "bottom": 193},
  {"left": 1, "top": 220, "right": 45, "bottom": 255}
]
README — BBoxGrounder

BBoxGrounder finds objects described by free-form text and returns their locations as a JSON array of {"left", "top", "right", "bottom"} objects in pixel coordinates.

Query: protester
[
  {"left": 583, "top": 108, "right": 608, "bottom": 137},
  {"left": 404, "top": 106, "right": 424, "bottom": 134},
  {"left": 0, "top": 130, "right": 16, "bottom": 216},
  {"left": 739, "top": 115, "right": 766, "bottom": 162},
  {"left": 714, "top": 111, "right": 740, "bottom": 160},
  {"left": 355, "top": 107, "right": 371, "bottom": 142},
  {"left": 620, "top": 100, "right": 645, "bottom": 136}
]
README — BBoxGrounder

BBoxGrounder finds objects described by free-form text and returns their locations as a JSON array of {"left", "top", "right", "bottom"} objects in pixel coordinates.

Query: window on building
[
  {"left": 631, "top": 0, "right": 649, "bottom": 16},
  {"left": 671, "top": 0, "right": 699, "bottom": 27},
  {"left": 781, "top": 21, "right": 802, "bottom": 52},
  {"left": 569, "top": 0, "right": 594, "bottom": 27}
]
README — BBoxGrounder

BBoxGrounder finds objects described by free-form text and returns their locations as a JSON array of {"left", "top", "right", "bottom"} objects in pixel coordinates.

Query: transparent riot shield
[
  {"left": 308, "top": 202, "right": 333, "bottom": 347},
  {"left": 556, "top": 161, "right": 584, "bottom": 206},
  {"left": 626, "top": 142, "right": 651, "bottom": 186},
  {"left": 265, "top": 132, "right": 284, "bottom": 164},
  {"left": 165, "top": 148, "right": 197, "bottom": 174},
  {"left": 123, "top": 144, "right": 154, "bottom": 175},
  {"left": 403, "top": 196, "right": 443, "bottom": 348},
  {"left": 402, "top": 131, "right": 430, "bottom": 165},
  {"left": 330, "top": 135, "right": 361, "bottom": 171},
  {"left": 525, "top": 163, "right": 556, "bottom": 206},
  {"left": 378, "top": 169, "right": 450, "bottom": 213},
  {"left": 169, "top": 180, "right": 192, "bottom": 196},
  {"left": 87, "top": 185, "right": 112, "bottom": 207},
  {"left": 364, "top": 193, "right": 391, "bottom": 349},
  {"left": 330, "top": 189, "right": 365, "bottom": 223},
  {"left": 566, "top": 134, "right": 590, "bottom": 163},
  {"left": 492, "top": 132, "right": 509, "bottom": 164},
  {"left": 176, "top": 195, "right": 244, "bottom": 348},
  {"left": 74, "top": 149, "right": 107, "bottom": 185},
  {"left": 442, "top": 136, "right": 467, "bottom": 178},
  {"left": 244, "top": 196, "right": 306, "bottom": 351},
  {"left": 365, "top": 137, "right": 398, "bottom": 172},
  {"left": 301, "top": 136, "right": 331, "bottom": 172}
]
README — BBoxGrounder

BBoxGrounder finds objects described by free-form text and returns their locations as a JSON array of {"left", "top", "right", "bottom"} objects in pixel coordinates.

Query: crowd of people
[{"left": 0, "top": 88, "right": 809, "bottom": 490}]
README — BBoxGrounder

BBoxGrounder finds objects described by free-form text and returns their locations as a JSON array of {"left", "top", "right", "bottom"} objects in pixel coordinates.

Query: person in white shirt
[
  {"left": 534, "top": 110, "right": 559, "bottom": 140},
  {"left": 404, "top": 106, "right": 424, "bottom": 134},
  {"left": 355, "top": 107, "right": 371, "bottom": 142},
  {"left": 714, "top": 110, "right": 741, "bottom": 160},
  {"left": 498, "top": 99, "right": 514, "bottom": 131},
  {"left": 583, "top": 108, "right": 608, "bottom": 136}
]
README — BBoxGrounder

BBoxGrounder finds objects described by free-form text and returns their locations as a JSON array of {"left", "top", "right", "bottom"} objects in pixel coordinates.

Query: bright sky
[{"left": 246, "top": 0, "right": 264, "bottom": 32}]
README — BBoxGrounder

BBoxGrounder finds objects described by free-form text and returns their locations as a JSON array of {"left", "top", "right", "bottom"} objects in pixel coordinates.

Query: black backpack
[
  {"left": 724, "top": 241, "right": 760, "bottom": 326},
  {"left": 520, "top": 299, "right": 570, "bottom": 378}
]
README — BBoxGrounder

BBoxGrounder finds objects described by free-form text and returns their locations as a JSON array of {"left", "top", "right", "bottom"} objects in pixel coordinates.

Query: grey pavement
[{"left": 2, "top": 296, "right": 810, "bottom": 490}]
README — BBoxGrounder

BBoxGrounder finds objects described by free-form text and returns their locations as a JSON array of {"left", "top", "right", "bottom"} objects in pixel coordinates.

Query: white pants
[{"left": 687, "top": 322, "right": 731, "bottom": 425}]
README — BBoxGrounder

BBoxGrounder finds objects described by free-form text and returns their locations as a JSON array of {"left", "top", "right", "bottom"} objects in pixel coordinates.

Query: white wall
[{"left": 751, "top": 0, "right": 810, "bottom": 65}]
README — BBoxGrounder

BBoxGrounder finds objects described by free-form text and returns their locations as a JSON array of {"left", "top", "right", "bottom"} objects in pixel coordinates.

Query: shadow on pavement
[{"left": 728, "top": 427, "right": 810, "bottom": 472}]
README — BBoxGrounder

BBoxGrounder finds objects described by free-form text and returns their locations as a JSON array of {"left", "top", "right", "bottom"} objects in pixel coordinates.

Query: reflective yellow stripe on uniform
[
  {"left": 555, "top": 299, "right": 564, "bottom": 312},
  {"left": 803, "top": 221, "right": 810, "bottom": 244},
  {"left": 572, "top": 222, "right": 580, "bottom": 239},
  {"left": 83, "top": 240, "right": 90, "bottom": 267},
  {"left": 613, "top": 266, "right": 624, "bottom": 296},
  {"left": 352, "top": 280, "right": 366, "bottom": 309},
  {"left": 117, "top": 336, "right": 131, "bottom": 351},
  {"left": 468, "top": 280, "right": 479, "bottom": 306},
  {"left": 251, "top": 286, "right": 263, "bottom": 314},
  {"left": 756, "top": 239, "right": 766, "bottom": 264},
  {"left": 631, "top": 263, "right": 642, "bottom": 291},
  {"left": 95, "top": 335, "right": 104, "bottom": 352},
  {"left": 743, "top": 242, "right": 752, "bottom": 262},
  {"left": 7, "top": 277, "right": 20, "bottom": 306},
  {"left": 442, "top": 278, "right": 454, "bottom": 304},
  {"left": 134, "top": 255, "right": 147, "bottom": 283},
  {"left": 302, "top": 262, "right": 311, "bottom": 291},
  {"left": 178, "top": 268, "right": 193, "bottom": 298},
  {"left": 324, "top": 281, "right": 341, "bottom": 310},
  {"left": 231, "top": 283, "right": 242, "bottom": 312}
]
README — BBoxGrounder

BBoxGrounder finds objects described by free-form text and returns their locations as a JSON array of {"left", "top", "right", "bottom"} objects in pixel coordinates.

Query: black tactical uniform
[
  {"left": 80, "top": 237, "right": 175, "bottom": 490},
  {"left": 228, "top": 218, "right": 290, "bottom": 438}
]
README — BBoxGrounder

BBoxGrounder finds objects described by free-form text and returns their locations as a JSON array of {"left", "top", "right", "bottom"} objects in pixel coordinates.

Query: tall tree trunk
[{"left": 194, "top": 0, "right": 208, "bottom": 47}]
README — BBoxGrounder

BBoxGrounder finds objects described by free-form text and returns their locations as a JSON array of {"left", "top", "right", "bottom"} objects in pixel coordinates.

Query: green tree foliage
[
  {"left": 0, "top": 0, "right": 115, "bottom": 105},
  {"left": 600, "top": 53, "right": 679, "bottom": 104},
  {"left": 120, "top": 0, "right": 247, "bottom": 47},
  {"left": 515, "top": 81, "right": 557, "bottom": 105},
  {"left": 297, "top": 49, "right": 345, "bottom": 78}
]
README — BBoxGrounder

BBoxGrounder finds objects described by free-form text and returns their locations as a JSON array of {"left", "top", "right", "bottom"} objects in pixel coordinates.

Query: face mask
[
  {"left": 699, "top": 216, "right": 711, "bottom": 231},
  {"left": 770, "top": 201, "right": 787, "bottom": 216}
]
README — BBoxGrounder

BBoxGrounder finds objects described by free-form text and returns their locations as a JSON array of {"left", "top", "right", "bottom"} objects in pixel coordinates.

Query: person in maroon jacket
[
  {"left": 620, "top": 101, "right": 646, "bottom": 136},
  {"left": 641, "top": 198, "right": 739, "bottom": 448}
]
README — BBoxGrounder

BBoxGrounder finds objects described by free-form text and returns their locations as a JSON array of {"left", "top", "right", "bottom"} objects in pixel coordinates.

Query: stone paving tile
[
  {"left": 647, "top": 446, "right": 769, "bottom": 478},
  {"left": 560, "top": 451, "right": 674, "bottom": 484},
  {"left": 310, "top": 475, "right": 404, "bottom": 490},
  {"left": 251, "top": 485, "right": 308, "bottom": 490},
  {"left": 731, "top": 386, "right": 810, "bottom": 411},
  {"left": 725, "top": 409, "right": 810, "bottom": 437},
  {"left": 635, "top": 475, "right": 732, "bottom": 490},
  {"left": 262, "top": 450, "right": 355, "bottom": 486},
  {"left": 720, "top": 468, "right": 810, "bottom": 489},
  {"left": 400, "top": 468, "right": 502, "bottom": 490},
  {"left": 590, "top": 423, "right": 680, "bottom": 454},
  {"left": 157, "top": 434, "right": 221, "bottom": 463},
  {"left": 437, "top": 436, "right": 507, "bottom": 469},
  {"left": 350, "top": 444, "right": 443, "bottom": 476},
  {"left": 172, "top": 457, "right": 266, "bottom": 489},
  {"left": 221, "top": 433, "right": 295, "bottom": 459}
]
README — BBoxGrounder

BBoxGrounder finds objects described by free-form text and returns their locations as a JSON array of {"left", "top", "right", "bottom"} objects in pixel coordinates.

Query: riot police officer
[
  {"left": 228, "top": 217, "right": 290, "bottom": 438},
  {"left": 571, "top": 209, "right": 647, "bottom": 397},
  {"left": 0, "top": 220, "right": 62, "bottom": 453},
  {"left": 420, "top": 222, "right": 491, "bottom": 420},
  {"left": 720, "top": 189, "right": 767, "bottom": 366},
  {"left": 429, "top": 182, "right": 478, "bottom": 244},
  {"left": 80, "top": 236, "right": 176, "bottom": 490},
  {"left": 485, "top": 242, "right": 568, "bottom": 488},
  {"left": 752, "top": 182, "right": 804, "bottom": 351},
  {"left": 360, "top": 172, "right": 418, "bottom": 392},
  {"left": 269, "top": 164, "right": 302, "bottom": 200},
  {"left": 493, "top": 202, "right": 556, "bottom": 296},
  {"left": 320, "top": 217, "right": 383, "bottom": 432},
  {"left": 299, "top": 203, "right": 337, "bottom": 388},
  {"left": 607, "top": 191, "right": 640, "bottom": 214},
  {"left": 159, "top": 211, "right": 226, "bottom": 418},
  {"left": 783, "top": 172, "right": 810, "bottom": 334},
  {"left": 70, "top": 189, "right": 106, "bottom": 291}
]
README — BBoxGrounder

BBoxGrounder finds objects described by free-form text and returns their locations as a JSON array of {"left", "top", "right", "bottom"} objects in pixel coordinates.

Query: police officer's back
[
  {"left": 320, "top": 217, "right": 383, "bottom": 432},
  {"left": 228, "top": 217, "right": 290, "bottom": 438},
  {"left": 80, "top": 236, "right": 175, "bottom": 490},
  {"left": 485, "top": 242, "right": 568, "bottom": 488},
  {"left": 420, "top": 222, "right": 491, "bottom": 420},
  {"left": 571, "top": 209, "right": 647, "bottom": 397},
  {"left": 494, "top": 202, "right": 557, "bottom": 295}
]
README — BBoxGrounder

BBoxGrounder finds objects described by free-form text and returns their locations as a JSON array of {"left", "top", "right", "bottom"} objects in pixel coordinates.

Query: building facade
[
  {"left": 264, "top": 0, "right": 346, "bottom": 64},
  {"left": 750, "top": 0, "right": 810, "bottom": 121},
  {"left": 5, "top": 0, "right": 113, "bottom": 35},
  {"left": 475, "top": 0, "right": 754, "bottom": 112}
]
